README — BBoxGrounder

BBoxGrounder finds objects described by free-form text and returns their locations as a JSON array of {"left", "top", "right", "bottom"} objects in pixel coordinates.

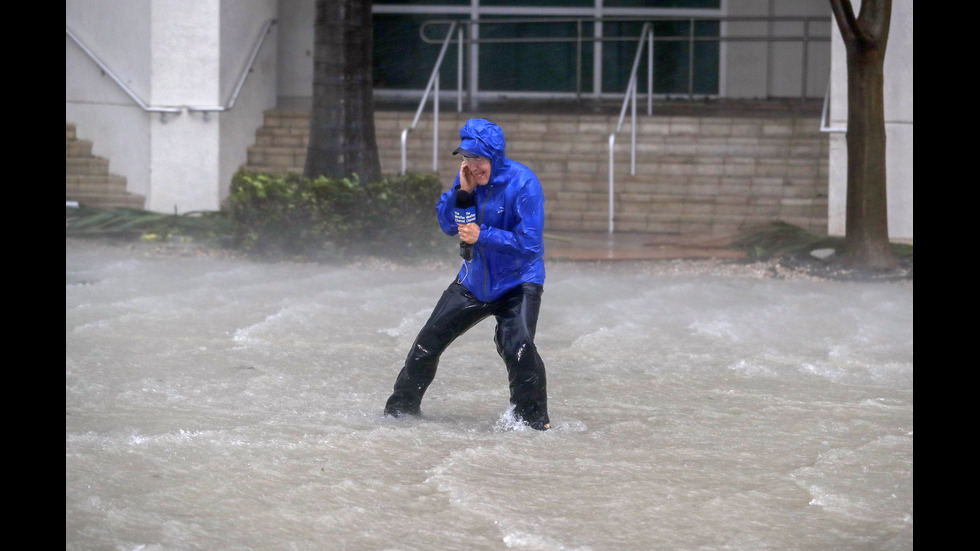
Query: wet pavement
[{"left": 543, "top": 231, "right": 747, "bottom": 261}]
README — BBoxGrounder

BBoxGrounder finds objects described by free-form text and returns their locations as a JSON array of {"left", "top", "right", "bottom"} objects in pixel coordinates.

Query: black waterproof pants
[{"left": 384, "top": 280, "right": 549, "bottom": 428}]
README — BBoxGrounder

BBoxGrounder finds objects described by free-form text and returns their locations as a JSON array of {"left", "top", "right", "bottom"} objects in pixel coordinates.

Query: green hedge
[{"left": 226, "top": 169, "right": 446, "bottom": 260}]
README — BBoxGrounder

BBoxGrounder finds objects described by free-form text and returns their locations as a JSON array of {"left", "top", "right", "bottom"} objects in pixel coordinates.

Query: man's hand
[
  {"left": 459, "top": 161, "right": 476, "bottom": 192},
  {"left": 458, "top": 222, "right": 480, "bottom": 244}
]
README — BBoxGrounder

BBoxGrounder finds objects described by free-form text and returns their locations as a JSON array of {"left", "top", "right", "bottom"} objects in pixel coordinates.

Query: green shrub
[{"left": 226, "top": 169, "right": 446, "bottom": 260}]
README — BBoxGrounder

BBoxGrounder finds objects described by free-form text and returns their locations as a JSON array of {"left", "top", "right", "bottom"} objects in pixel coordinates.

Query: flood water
[{"left": 66, "top": 238, "right": 913, "bottom": 551}]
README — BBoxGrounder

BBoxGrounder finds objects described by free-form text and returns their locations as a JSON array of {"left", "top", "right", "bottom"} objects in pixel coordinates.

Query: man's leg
[
  {"left": 384, "top": 281, "right": 490, "bottom": 417},
  {"left": 494, "top": 283, "right": 550, "bottom": 429}
]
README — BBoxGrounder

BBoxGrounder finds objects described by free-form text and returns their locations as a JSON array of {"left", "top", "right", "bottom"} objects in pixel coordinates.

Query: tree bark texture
[
  {"left": 829, "top": 0, "right": 898, "bottom": 269},
  {"left": 305, "top": 0, "right": 382, "bottom": 183}
]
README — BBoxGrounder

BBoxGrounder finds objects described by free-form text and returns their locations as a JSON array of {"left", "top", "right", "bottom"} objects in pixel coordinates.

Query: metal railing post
[
  {"left": 458, "top": 26, "right": 464, "bottom": 113},
  {"left": 801, "top": 18, "right": 810, "bottom": 102},
  {"left": 401, "top": 21, "right": 458, "bottom": 175},
  {"left": 608, "top": 23, "right": 652, "bottom": 234},
  {"left": 433, "top": 72, "right": 440, "bottom": 172},
  {"left": 647, "top": 29, "right": 654, "bottom": 116},
  {"left": 401, "top": 129, "right": 409, "bottom": 175},
  {"left": 576, "top": 20, "right": 583, "bottom": 106},
  {"left": 608, "top": 134, "right": 616, "bottom": 234},
  {"left": 468, "top": 20, "right": 480, "bottom": 111},
  {"left": 687, "top": 19, "right": 695, "bottom": 99},
  {"left": 820, "top": 79, "right": 846, "bottom": 133},
  {"left": 631, "top": 76, "right": 637, "bottom": 176}
]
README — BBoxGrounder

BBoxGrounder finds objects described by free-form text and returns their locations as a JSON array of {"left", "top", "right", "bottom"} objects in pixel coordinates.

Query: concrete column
[{"left": 147, "top": 0, "right": 222, "bottom": 213}]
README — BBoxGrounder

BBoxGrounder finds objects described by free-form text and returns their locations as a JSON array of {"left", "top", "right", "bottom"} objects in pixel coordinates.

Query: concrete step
[
  {"left": 289, "top": 110, "right": 828, "bottom": 139},
  {"left": 546, "top": 191, "right": 827, "bottom": 218},
  {"left": 547, "top": 210, "right": 827, "bottom": 235},
  {"left": 66, "top": 124, "right": 139, "bottom": 209},
  {"left": 243, "top": 107, "right": 829, "bottom": 236},
  {"left": 259, "top": 115, "right": 828, "bottom": 165},
  {"left": 242, "top": 159, "right": 414, "bottom": 177},
  {"left": 67, "top": 191, "right": 146, "bottom": 210},
  {"left": 253, "top": 127, "right": 309, "bottom": 148},
  {"left": 245, "top": 145, "right": 311, "bottom": 171},
  {"left": 66, "top": 174, "right": 129, "bottom": 195},
  {"left": 261, "top": 109, "right": 312, "bottom": 130},
  {"left": 66, "top": 174, "right": 144, "bottom": 210},
  {"left": 66, "top": 156, "right": 110, "bottom": 176},
  {"left": 263, "top": 111, "right": 827, "bottom": 159},
  {"left": 66, "top": 139, "right": 93, "bottom": 158},
  {"left": 241, "top": 164, "right": 305, "bottom": 176}
]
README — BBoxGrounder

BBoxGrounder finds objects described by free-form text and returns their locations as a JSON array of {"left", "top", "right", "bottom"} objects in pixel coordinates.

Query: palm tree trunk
[{"left": 304, "top": 0, "right": 381, "bottom": 183}]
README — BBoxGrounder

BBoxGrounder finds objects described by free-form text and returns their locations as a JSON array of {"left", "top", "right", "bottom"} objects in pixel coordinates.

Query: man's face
[{"left": 464, "top": 156, "right": 492, "bottom": 186}]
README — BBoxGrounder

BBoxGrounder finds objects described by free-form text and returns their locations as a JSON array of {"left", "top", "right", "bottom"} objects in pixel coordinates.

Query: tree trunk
[
  {"left": 304, "top": 0, "right": 381, "bottom": 183},
  {"left": 830, "top": 0, "right": 898, "bottom": 269}
]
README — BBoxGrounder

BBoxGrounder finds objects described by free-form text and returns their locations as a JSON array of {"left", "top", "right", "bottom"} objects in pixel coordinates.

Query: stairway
[
  {"left": 242, "top": 107, "right": 828, "bottom": 236},
  {"left": 66, "top": 124, "right": 145, "bottom": 210}
]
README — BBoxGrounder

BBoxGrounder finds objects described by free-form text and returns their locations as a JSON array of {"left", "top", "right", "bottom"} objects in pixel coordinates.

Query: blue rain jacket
[{"left": 436, "top": 119, "right": 546, "bottom": 302}]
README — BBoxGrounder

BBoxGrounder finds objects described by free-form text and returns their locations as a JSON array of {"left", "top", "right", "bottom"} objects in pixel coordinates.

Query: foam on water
[{"left": 67, "top": 241, "right": 912, "bottom": 550}]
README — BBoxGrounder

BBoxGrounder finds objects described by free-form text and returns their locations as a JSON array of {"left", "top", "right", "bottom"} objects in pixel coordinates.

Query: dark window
[{"left": 372, "top": 1, "right": 721, "bottom": 96}]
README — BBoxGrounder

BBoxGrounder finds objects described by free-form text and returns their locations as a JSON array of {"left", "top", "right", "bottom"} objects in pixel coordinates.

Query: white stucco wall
[
  {"left": 828, "top": 0, "right": 913, "bottom": 241},
  {"left": 67, "top": 0, "right": 910, "bottom": 233},
  {"left": 218, "top": 3, "right": 279, "bottom": 206},
  {"left": 147, "top": 0, "right": 222, "bottom": 212},
  {"left": 66, "top": 0, "right": 153, "bottom": 200},
  {"left": 276, "top": 0, "right": 314, "bottom": 108},
  {"left": 67, "top": 0, "right": 278, "bottom": 214}
]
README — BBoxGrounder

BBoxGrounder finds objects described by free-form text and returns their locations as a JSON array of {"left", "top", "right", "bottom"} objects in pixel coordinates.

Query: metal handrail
[
  {"left": 66, "top": 26, "right": 181, "bottom": 121},
  {"left": 400, "top": 21, "right": 461, "bottom": 175},
  {"left": 608, "top": 23, "right": 654, "bottom": 234},
  {"left": 401, "top": 15, "right": 831, "bottom": 177},
  {"left": 188, "top": 19, "right": 278, "bottom": 119},
  {"left": 420, "top": 18, "right": 591, "bottom": 106},
  {"left": 418, "top": 15, "right": 832, "bottom": 103},
  {"left": 820, "top": 80, "right": 846, "bottom": 133},
  {"left": 67, "top": 19, "right": 277, "bottom": 122}
]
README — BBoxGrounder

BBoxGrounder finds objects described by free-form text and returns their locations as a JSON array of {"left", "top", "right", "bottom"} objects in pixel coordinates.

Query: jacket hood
[{"left": 453, "top": 119, "right": 506, "bottom": 166}]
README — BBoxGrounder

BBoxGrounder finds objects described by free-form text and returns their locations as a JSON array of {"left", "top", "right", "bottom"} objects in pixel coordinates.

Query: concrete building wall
[
  {"left": 723, "top": 0, "right": 832, "bottom": 99},
  {"left": 66, "top": 0, "right": 277, "bottom": 214},
  {"left": 66, "top": 0, "right": 153, "bottom": 200},
  {"left": 67, "top": 0, "right": 911, "bottom": 241},
  {"left": 273, "top": 1, "right": 834, "bottom": 105},
  {"left": 218, "top": 3, "right": 279, "bottom": 205},
  {"left": 828, "top": 0, "right": 912, "bottom": 241},
  {"left": 146, "top": 0, "right": 222, "bottom": 212},
  {"left": 276, "top": 0, "right": 314, "bottom": 109}
]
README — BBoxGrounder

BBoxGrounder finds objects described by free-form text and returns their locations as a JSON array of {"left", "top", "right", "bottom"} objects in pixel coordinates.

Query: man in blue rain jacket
[{"left": 384, "top": 119, "right": 550, "bottom": 430}]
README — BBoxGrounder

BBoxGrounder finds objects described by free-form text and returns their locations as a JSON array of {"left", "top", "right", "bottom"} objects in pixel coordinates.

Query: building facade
[{"left": 66, "top": 0, "right": 912, "bottom": 240}]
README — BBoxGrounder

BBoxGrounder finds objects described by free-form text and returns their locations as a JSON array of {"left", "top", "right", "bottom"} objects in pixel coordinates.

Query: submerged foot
[
  {"left": 512, "top": 410, "right": 550, "bottom": 431},
  {"left": 514, "top": 407, "right": 550, "bottom": 431},
  {"left": 383, "top": 405, "right": 421, "bottom": 418}
]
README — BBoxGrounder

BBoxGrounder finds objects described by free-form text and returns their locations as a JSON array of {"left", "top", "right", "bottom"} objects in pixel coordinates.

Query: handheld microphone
[{"left": 454, "top": 190, "right": 476, "bottom": 261}]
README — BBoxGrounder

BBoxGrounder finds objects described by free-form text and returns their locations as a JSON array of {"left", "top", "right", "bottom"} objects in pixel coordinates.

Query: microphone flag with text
[{"left": 454, "top": 189, "right": 476, "bottom": 261}]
